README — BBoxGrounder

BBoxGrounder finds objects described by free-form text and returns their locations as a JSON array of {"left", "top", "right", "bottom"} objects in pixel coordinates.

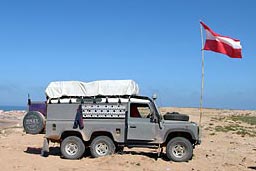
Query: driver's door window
[
  {"left": 130, "top": 103, "right": 151, "bottom": 118},
  {"left": 137, "top": 106, "right": 150, "bottom": 118}
]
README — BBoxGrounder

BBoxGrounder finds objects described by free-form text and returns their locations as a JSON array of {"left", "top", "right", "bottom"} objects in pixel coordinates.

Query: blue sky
[{"left": 0, "top": 0, "right": 255, "bottom": 109}]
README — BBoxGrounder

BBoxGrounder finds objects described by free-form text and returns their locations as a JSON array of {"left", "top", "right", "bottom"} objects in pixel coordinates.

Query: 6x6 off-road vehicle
[{"left": 41, "top": 95, "right": 200, "bottom": 162}]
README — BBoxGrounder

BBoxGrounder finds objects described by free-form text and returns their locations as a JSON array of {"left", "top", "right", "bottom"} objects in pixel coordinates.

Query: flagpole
[{"left": 199, "top": 22, "right": 205, "bottom": 127}]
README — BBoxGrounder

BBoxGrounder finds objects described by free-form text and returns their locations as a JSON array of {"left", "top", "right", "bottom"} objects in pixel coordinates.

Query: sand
[{"left": 0, "top": 108, "right": 255, "bottom": 171}]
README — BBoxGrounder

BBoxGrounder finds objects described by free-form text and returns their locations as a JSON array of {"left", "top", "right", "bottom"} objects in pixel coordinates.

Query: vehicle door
[{"left": 127, "top": 102, "right": 158, "bottom": 142}]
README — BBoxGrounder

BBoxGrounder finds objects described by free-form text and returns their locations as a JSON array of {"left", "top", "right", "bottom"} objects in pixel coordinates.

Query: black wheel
[
  {"left": 90, "top": 136, "right": 116, "bottom": 158},
  {"left": 164, "top": 112, "right": 189, "bottom": 121},
  {"left": 61, "top": 136, "right": 85, "bottom": 159},
  {"left": 23, "top": 111, "right": 45, "bottom": 134},
  {"left": 166, "top": 137, "right": 193, "bottom": 162}
]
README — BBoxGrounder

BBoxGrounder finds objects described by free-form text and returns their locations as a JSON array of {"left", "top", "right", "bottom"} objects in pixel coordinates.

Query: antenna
[{"left": 28, "top": 94, "right": 31, "bottom": 105}]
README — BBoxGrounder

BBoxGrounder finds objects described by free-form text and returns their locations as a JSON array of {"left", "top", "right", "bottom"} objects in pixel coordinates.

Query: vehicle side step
[{"left": 127, "top": 144, "right": 158, "bottom": 149}]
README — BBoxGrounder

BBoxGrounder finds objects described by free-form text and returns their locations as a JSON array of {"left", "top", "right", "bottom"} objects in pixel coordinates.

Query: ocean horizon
[{"left": 0, "top": 106, "right": 27, "bottom": 111}]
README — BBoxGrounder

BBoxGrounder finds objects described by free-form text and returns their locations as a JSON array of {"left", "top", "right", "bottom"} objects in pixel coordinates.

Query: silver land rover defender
[{"left": 41, "top": 93, "right": 200, "bottom": 162}]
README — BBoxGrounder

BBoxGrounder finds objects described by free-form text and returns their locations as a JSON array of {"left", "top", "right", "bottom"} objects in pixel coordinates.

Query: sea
[{"left": 0, "top": 106, "right": 27, "bottom": 111}]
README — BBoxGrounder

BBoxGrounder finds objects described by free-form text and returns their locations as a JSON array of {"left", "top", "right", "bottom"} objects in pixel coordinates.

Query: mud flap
[
  {"left": 157, "top": 144, "right": 163, "bottom": 159},
  {"left": 41, "top": 138, "right": 49, "bottom": 157}
]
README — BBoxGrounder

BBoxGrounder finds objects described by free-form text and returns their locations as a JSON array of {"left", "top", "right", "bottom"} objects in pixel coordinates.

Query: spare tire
[
  {"left": 23, "top": 111, "right": 45, "bottom": 134},
  {"left": 164, "top": 112, "right": 189, "bottom": 121}
]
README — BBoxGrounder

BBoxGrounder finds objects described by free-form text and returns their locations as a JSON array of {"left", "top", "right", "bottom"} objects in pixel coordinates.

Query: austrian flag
[{"left": 200, "top": 21, "right": 242, "bottom": 58}]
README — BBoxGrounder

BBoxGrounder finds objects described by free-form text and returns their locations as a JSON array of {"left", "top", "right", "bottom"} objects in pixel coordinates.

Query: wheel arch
[
  {"left": 164, "top": 130, "right": 196, "bottom": 146},
  {"left": 61, "top": 131, "right": 83, "bottom": 141},
  {"left": 90, "top": 131, "right": 115, "bottom": 142}
]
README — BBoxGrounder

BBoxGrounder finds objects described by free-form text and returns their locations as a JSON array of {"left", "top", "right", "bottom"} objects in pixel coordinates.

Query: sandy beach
[{"left": 0, "top": 108, "right": 255, "bottom": 171}]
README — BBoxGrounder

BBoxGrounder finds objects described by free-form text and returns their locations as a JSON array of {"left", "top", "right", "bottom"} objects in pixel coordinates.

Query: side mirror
[
  {"left": 150, "top": 114, "right": 156, "bottom": 123},
  {"left": 152, "top": 93, "right": 157, "bottom": 101}
]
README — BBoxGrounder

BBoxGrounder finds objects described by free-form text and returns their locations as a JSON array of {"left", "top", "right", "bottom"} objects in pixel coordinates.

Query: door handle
[{"left": 130, "top": 125, "right": 136, "bottom": 128}]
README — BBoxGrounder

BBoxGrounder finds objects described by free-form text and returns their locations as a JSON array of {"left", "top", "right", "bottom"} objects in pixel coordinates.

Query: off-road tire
[
  {"left": 23, "top": 111, "right": 45, "bottom": 134},
  {"left": 90, "top": 136, "right": 116, "bottom": 158},
  {"left": 61, "top": 136, "right": 85, "bottom": 160},
  {"left": 166, "top": 137, "right": 193, "bottom": 162},
  {"left": 164, "top": 112, "right": 189, "bottom": 121}
]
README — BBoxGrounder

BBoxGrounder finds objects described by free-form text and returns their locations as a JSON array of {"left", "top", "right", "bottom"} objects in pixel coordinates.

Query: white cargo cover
[
  {"left": 45, "top": 81, "right": 87, "bottom": 98},
  {"left": 45, "top": 80, "right": 139, "bottom": 98}
]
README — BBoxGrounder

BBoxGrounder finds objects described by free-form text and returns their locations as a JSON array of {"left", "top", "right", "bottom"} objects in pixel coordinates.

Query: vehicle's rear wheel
[
  {"left": 61, "top": 136, "right": 85, "bottom": 159},
  {"left": 90, "top": 136, "right": 116, "bottom": 158},
  {"left": 166, "top": 137, "right": 193, "bottom": 162}
]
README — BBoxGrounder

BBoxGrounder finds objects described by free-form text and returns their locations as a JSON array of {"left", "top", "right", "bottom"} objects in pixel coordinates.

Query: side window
[{"left": 130, "top": 103, "right": 151, "bottom": 118}]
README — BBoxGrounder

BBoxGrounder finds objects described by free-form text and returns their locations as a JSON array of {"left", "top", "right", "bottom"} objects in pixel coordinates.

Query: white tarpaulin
[
  {"left": 45, "top": 81, "right": 87, "bottom": 98},
  {"left": 45, "top": 80, "right": 139, "bottom": 98}
]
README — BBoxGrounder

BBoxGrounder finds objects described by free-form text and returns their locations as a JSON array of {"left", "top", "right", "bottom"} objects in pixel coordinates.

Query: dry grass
[{"left": 213, "top": 115, "right": 256, "bottom": 137}]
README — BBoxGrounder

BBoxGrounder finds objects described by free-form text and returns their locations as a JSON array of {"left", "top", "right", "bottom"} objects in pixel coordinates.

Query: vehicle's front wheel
[
  {"left": 90, "top": 136, "right": 116, "bottom": 158},
  {"left": 61, "top": 136, "right": 85, "bottom": 159},
  {"left": 166, "top": 137, "right": 193, "bottom": 162}
]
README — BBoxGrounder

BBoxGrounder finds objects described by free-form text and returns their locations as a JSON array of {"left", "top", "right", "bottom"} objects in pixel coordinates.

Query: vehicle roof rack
[{"left": 47, "top": 95, "right": 152, "bottom": 104}]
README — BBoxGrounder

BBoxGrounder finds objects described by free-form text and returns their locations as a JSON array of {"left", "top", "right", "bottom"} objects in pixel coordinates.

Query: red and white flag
[{"left": 200, "top": 21, "right": 242, "bottom": 58}]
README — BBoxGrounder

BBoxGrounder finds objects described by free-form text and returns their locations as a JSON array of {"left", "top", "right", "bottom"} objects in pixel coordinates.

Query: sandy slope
[{"left": 0, "top": 108, "right": 255, "bottom": 171}]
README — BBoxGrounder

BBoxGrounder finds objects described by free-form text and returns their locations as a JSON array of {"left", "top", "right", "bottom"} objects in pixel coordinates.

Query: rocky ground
[{"left": 0, "top": 108, "right": 256, "bottom": 171}]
